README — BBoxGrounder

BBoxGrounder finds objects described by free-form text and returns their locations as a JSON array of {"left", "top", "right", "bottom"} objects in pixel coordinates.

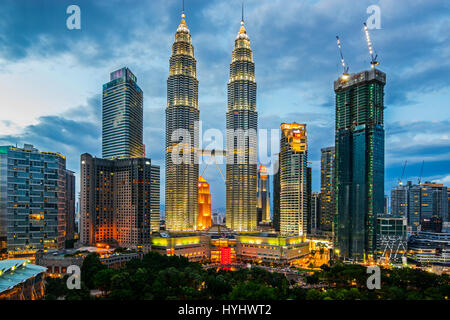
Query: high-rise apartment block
[
  {"left": 165, "top": 11, "right": 199, "bottom": 232},
  {"left": 277, "top": 123, "right": 308, "bottom": 236},
  {"left": 102, "top": 67, "right": 144, "bottom": 159},
  {"left": 320, "top": 146, "right": 335, "bottom": 231},
  {"left": 335, "top": 69, "right": 386, "bottom": 262},
  {"left": 0, "top": 145, "right": 70, "bottom": 258},
  {"left": 80, "top": 153, "right": 160, "bottom": 248}
]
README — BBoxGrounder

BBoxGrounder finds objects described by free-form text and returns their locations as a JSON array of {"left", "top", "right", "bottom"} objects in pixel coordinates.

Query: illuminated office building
[
  {"left": 165, "top": 9, "right": 199, "bottom": 232},
  {"left": 197, "top": 176, "right": 212, "bottom": 231},
  {"left": 257, "top": 165, "right": 271, "bottom": 224},
  {"left": 0, "top": 145, "right": 68, "bottom": 258},
  {"left": 409, "top": 182, "right": 448, "bottom": 233},
  {"left": 80, "top": 154, "right": 160, "bottom": 248},
  {"left": 102, "top": 67, "right": 144, "bottom": 159},
  {"left": 391, "top": 181, "right": 411, "bottom": 217},
  {"left": 335, "top": 69, "right": 386, "bottom": 262},
  {"left": 226, "top": 15, "right": 258, "bottom": 232},
  {"left": 319, "top": 146, "right": 335, "bottom": 231},
  {"left": 278, "top": 123, "right": 308, "bottom": 237}
]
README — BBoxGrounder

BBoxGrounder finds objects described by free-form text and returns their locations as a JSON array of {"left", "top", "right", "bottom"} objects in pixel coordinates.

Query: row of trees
[{"left": 44, "top": 252, "right": 450, "bottom": 300}]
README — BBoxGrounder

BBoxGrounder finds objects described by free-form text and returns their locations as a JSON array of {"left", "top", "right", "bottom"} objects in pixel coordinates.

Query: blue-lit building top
[{"left": 102, "top": 67, "right": 144, "bottom": 160}]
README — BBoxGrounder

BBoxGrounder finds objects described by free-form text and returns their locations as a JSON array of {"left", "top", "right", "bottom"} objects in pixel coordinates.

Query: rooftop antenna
[
  {"left": 363, "top": 22, "right": 379, "bottom": 69},
  {"left": 182, "top": 0, "right": 185, "bottom": 18},
  {"left": 336, "top": 35, "right": 350, "bottom": 80},
  {"left": 242, "top": 0, "right": 244, "bottom": 23}
]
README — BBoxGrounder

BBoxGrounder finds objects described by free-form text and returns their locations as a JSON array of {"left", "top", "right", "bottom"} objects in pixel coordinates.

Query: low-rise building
[
  {"left": 0, "top": 259, "right": 47, "bottom": 300},
  {"left": 407, "top": 232, "right": 450, "bottom": 266}
]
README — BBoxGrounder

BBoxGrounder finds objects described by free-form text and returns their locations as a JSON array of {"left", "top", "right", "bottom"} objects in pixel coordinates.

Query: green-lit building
[{"left": 334, "top": 69, "right": 386, "bottom": 262}]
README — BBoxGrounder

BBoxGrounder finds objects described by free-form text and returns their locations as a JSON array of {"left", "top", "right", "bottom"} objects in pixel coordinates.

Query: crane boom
[
  {"left": 363, "top": 22, "right": 379, "bottom": 68},
  {"left": 398, "top": 160, "right": 407, "bottom": 185},
  {"left": 336, "top": 35, "right": 349, "bottom": 80}
]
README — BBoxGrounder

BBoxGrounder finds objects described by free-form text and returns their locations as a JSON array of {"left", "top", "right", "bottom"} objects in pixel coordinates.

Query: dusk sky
[{"left": 0, "top": 0, "right": 449, "bottom": 210}]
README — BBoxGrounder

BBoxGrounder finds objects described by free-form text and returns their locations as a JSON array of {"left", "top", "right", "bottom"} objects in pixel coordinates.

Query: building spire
[
  {"left": 238, "top": 0, "right": 247, "bottom": 37},
  {"left": 182, "top": 0, "right": 185, "bottom": 19}
]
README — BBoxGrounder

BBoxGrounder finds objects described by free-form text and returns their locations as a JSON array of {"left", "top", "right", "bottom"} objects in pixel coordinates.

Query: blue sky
[{"left": 0, "top": 0, "right": 449, "bottom": 210}]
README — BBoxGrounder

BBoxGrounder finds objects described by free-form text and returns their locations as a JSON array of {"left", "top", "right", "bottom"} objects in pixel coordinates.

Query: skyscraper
[
  {"left": 273, "top": 155, "right": 280, "bottom": 232},
  {"left": 278, "top": 123, "right": 308, "bottom": 236},
  {"left": 165, "top": 9, "right": 199, "bottom": 232},
  {"left": 319, "top": 146, "right": 335, "bottom": 232},
  {"left": 197, "top": 176, "right": 212, "bottom": 231},
  {"left": 257, "top": 165, "right": 271, "bottom": 224},
  {"left": 102, "top": 67, "right": 144, "bottom": 159},
  {"left": 80, "top": 154, "right": 160, "bottom": 248},
  {"left": 311, "top": 192, "right": 321, "bottom": 233},
  {"left": 335, "top": 68, "right": 386, "bottom": 262},
  {"left": 0, "top": 144, "right": 68, "bottom": 258},
  {"left": 306, "top": 166, "right": 312, "bottom": 234},
  {"left": 65, "top": 170, "right": 76, "bottom": 242},
  {"left": 226, "top": 14, "right": 258, "bottom": 233}
]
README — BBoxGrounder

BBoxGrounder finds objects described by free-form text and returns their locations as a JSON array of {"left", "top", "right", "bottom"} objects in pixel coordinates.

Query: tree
[
  {"left": 81, "top": 253, "right": 106, "bottom": 289},
  {"left": 228, "top": 281, "right": 277, "bottom": 300},
  {"left": 94, "top": 269, "right": 116, "bottom": 294},
  {"left": 305, "top": 289, "right": 322, "bottom": 300}
]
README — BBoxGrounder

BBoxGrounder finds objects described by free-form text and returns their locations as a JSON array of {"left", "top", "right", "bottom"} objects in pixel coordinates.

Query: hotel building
[{"left": 277, "top": 123, "right": 308, "bottom": 237}]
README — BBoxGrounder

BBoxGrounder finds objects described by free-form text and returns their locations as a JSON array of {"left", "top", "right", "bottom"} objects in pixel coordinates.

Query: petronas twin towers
[{"left": 165, "top": 8, "right": 257, "bottom": 233}]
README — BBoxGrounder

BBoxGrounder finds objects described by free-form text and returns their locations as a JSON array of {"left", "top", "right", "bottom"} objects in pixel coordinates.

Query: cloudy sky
[{"left": 0, "top": 0, "right": 449, "bottom": 211}]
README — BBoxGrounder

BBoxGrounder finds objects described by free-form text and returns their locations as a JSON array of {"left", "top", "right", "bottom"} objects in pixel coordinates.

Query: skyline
[{"left": 0, "top": 0, "right": 449, "bottom": 210}]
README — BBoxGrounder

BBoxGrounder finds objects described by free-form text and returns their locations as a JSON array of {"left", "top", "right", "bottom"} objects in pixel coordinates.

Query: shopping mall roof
[{"left": 0, "top": 259, "right": 47, "bottom": 293}]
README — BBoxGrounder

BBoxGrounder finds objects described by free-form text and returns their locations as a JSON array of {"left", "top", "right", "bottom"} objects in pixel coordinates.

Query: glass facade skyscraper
[
  {"left": 102, "top": 67, "right": 144, "bottom": 160},
  {"left": 165, "top": 11, "right": 199, "bottom": 232},
  {"left": 0, "top": 144, "right": 68, "bottom": 258},
  {"left": 226, "top": 18, "right": 258, "bottom": 233},
  {"left": 335, "top": 69, "right": 386, "bottom": 262}
]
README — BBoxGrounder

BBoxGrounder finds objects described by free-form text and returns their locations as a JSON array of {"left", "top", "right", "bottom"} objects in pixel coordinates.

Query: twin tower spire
[{"left": 165, "top": 2, "right": 258, "bottom": 233}]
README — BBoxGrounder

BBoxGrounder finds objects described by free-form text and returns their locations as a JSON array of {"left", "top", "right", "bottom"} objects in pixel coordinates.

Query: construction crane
[
  {"left": 363, "top": 22, "right": 379, "bottom": 68},
  {"left": 336, "top": 35, "right": 350, "bottom": 80},
  {"left": 398, "top": 160, "right": 407, "bottom": 185},
  {"left": 418, "top": 160, "right": 424, "bottom": 185}
]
